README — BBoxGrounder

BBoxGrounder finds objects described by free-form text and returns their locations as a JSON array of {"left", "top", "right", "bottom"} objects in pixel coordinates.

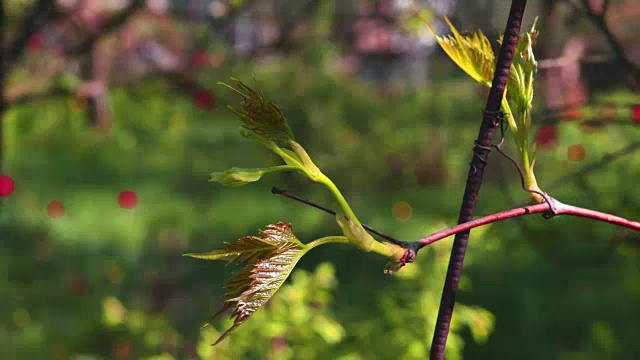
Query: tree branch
[
  {"left": 566, "top": 0, "right": 640, "bottom": 87},
  {"left": 429, "top": 2, "right": 528, "bottom": 358},
  {"left": 270, "top": 186, "right": 640, "bottom": 262},
  {"left": 270, "top": 187, "right": 405, "bottom": 246},
  {"left": 6, "top": 0, "right": 56, "bottom": 66},
  {"left": 0, "top": 0, "right": 6, "bottom": 172},
  {"left": 549, "top": 141, "right": 640, "bottom": 189},
  {"left": 5, "top": 69, "right": 206, "bottom": 107},
  {"left": 5, "top": 87, "right": 73, "bottom": 106},
  {"left": 65, "top": 0, "right": 145, "bottom": 57},
  {"left": 417, "top": 199, "right": 640, "bottom": 247}
]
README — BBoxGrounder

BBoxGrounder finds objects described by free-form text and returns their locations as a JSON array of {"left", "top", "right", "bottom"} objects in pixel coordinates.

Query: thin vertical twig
[
  {"left": 6, "top": 0, "right": 55, "bottom": 66},
  {"left": 429, "top": 1, "right": 528, "bottom": 358},
  {"left": 0, "top": 0, "right": 8, "bottom": 172},
  {"left": 65, "top": 0, "right": 145, "bottom": 57}
]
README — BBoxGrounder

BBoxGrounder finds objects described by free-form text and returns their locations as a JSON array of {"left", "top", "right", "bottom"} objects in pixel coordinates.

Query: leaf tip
[{"left": 417, "top": 12, "right": 437, "bottom": 36}]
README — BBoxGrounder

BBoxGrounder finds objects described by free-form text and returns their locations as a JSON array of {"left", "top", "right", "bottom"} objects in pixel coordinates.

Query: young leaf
[
  {"left": 210, "top": 166, "right": 299, "bottom": 187},
  {"left": 289, "top": 140, "right": 323, "bottom": 179},
  {"left": 336, "top": 215, "right": 375, "bottom": 252},
  {"left": 276, "top": 148, "right": 304, "bottom": 167},
  {"left": 502, "top": 19, "right": 539, "bottom": 119},
  {"left": 423, "top": 17, "right": 495, "bottom": 87},
  {"left": 220, "top": 78, "right": 295, "bottom": 146},
  {"left": 383, "top": 242, "right": 409, "bottom": 274},
  {"left": 184, "top": 223, "right": 307, "bottom": 345}
]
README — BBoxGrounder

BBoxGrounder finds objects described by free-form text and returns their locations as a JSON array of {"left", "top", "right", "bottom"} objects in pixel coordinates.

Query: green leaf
[
  {"left": 209, "top": 167, "right": 263, "bottom": 187},
  {"left": 209, "top": 166, "right": 299, "bottom": 187},
  {"left": 502, "top": 18, "right": 539, "bottom": 119},
  {"left": 220, "top": 78, "right": 295, "bottom": 146},
  {"left": 277, "top": 148, "right": 304, "bottom": 167},
  {"left": 289, "top": 140, "right": 322, "bottom": 179},
  {"left": 423, "top": 17, "right": 495, "bottom": 87},
  {"left": 184, "top": 223, "right": 307, "bottom": 345},
  {"left": 336, "top": 215, "right": 375, "bottom": 252}
]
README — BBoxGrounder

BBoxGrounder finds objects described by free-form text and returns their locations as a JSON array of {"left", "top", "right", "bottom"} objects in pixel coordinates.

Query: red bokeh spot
[
  {"left": 599, "top": 103, "right": 617, "bottom": 122},
  {"left": 567, "top": 144, "right": 586, "bottom": 162},
  {"left": 579, "top": 123, "right": 598, "bottom": 134},
  {"left": 190, "top": 49, "right": 209, "bottom": 68},
  {"left": 47, "top": 200, "right": 65, "bottom": 218},
  {"left": 193, "top": 89, "right": 216, "bottom": 109},
  {"left": 392, "top": 201, "right": 413, "bottom": 222},
  {"left": 535, "top": 125, "right": 558, "bottom": 148},
  {"left": 631, "top": 104, "right": 640, "bottom": 124},
  {"left": 118, "top": 190, "right": 138, "bottom": 209},
  {"left": 0, "top": 175, "right": 15, "bottom": 197},
  {"left": 144, "top": 271, "right": 158, "bottom": 287},
  {"left": 27, "top": 33, "right": 44, "bottom": 52},
  {"left": 69, "top": 277, "right": 88, "bottom": 297},
  {"left": 183, "top": 343, "right": 198, "bottom": 358},
  {"left": 562, "top": 107, "right": 582, "bottom": 121},
  {"left": 113, "top": 340, "right": 133, "bottom": 360}
]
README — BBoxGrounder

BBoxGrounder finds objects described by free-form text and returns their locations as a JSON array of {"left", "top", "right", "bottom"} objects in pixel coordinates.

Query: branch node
[
  {"left": 483, "top": 109, "right": 505, "bottom": 128},
  {"left": 473, "top": 140, "right": 493, "bottom": 152},
  {"left": 471, "top": 140, "right": 492, "bottom": 169},
  {"left": 402, "top": 245, "right": 418, "bottom": 264}
]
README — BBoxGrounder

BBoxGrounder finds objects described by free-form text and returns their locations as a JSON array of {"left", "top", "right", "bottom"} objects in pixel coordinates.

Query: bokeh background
[{"left": 1, "top": 0, "right": 640, "bottom": 359}]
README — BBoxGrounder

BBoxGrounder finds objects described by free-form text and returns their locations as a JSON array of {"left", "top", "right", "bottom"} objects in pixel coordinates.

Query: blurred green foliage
[{"left": 1, "top": 36, "right": 640, "bottom": 360}]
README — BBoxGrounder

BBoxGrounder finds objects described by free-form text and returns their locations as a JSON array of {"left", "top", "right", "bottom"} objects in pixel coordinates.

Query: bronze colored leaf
[
  {"left": 184, "top": 222, "right": 307, "bottom": 345},
  {"left": 221, "top": 78, "right": 295, "bottom": 146}
]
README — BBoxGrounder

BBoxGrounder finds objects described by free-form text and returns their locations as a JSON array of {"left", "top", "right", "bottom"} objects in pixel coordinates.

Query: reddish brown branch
[
  {"left": 429, "top": 2, "right": 528, "bottom": 358},
  {"left": 270, "top": 187, "right": 640, "bottom": 251},
  {"left": 417, "top": 200, "right": 640, "bottom": 248}
]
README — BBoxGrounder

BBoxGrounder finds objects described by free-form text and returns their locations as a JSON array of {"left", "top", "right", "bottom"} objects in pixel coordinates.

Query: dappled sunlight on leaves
[
  {"left": 197, "top": 262, "right": 344, "bottom": 359},
  {"left": 103, "top": 297, "right": 127, "bottom": 327}
]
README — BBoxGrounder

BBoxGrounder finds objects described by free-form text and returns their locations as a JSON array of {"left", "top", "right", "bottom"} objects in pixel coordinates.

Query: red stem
[{"left": 417, "top": 200, "right": 640, "bottom": 248}]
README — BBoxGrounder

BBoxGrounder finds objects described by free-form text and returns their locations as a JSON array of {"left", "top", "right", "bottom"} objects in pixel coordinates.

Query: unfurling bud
[
  {"left": 210, "top": 167, "right": 264, "bottom": 187},
  {"left": 336, "top": 215, "right": 375, "bottom": 252}
]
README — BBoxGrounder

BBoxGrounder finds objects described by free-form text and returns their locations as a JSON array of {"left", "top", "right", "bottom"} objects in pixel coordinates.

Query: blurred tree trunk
[
  {"left": 81, "top": 53, "right": 100, "bottom": 130},
  {"left": 273, "top": 0, "right": 322, "bottom": 53},
  {"left": 82, "top": 40, "right": 112, "bottom": 133},
  {"left": 539, "top": 0, "right": 565, "bottom": 110},
  {"left": 539, "top": 0, "right": 562, "bottom": 58},
  {"left": 0, "top": 0, "right": 6, "bottom": 172}
]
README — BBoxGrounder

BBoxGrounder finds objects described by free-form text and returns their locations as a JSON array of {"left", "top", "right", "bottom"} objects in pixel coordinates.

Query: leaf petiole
[{"left": 306, "top": 236, "right": 349, "bottom": 249}]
